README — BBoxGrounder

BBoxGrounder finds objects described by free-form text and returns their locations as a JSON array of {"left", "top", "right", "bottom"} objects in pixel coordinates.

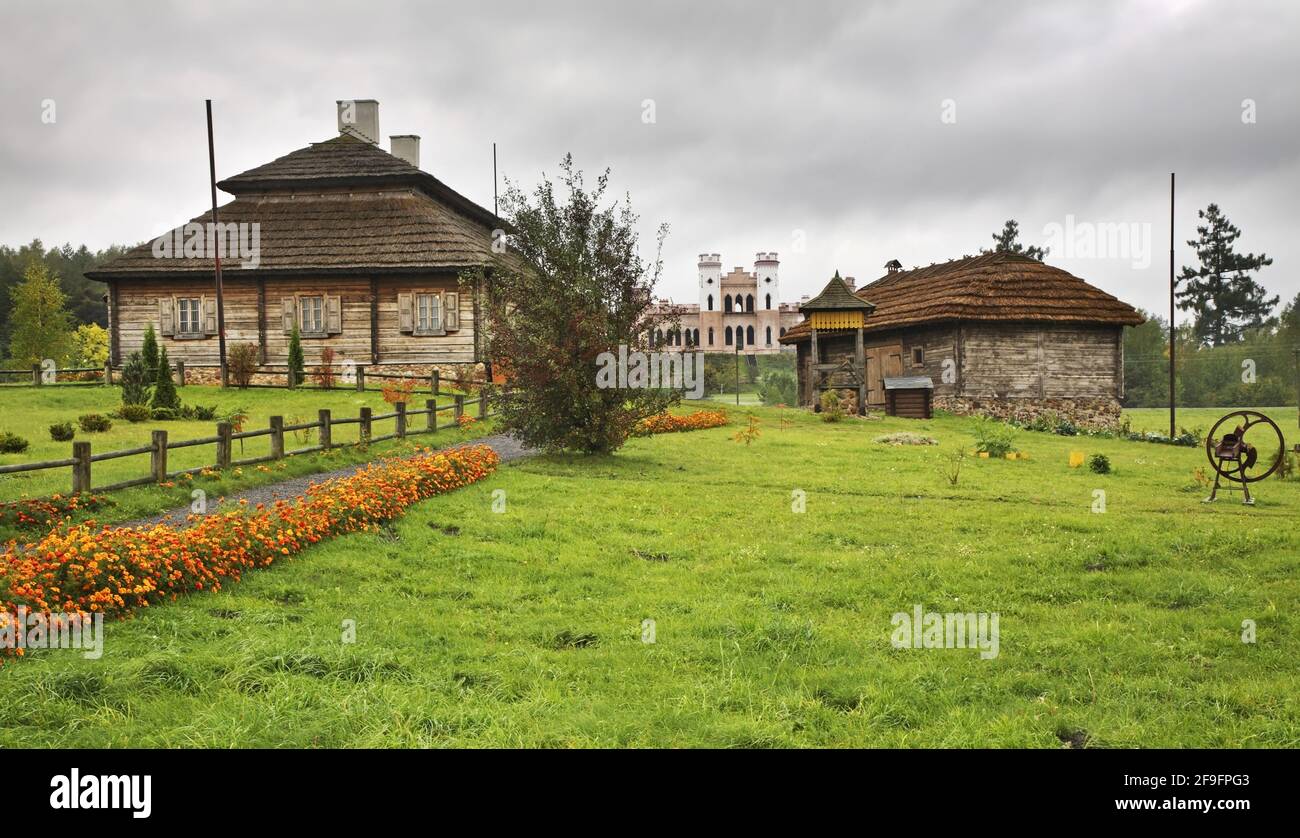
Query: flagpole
[
  {"left": 1169, "top": 172, "right": 1175, "bottom": 438},
  {"left": 206, "top": 100, "right": 228, "bottom": 386}
]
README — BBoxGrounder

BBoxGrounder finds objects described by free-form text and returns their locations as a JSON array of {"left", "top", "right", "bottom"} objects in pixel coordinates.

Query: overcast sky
[{"left": 1, "top": 0, "right": 1296, "bottom": 319}]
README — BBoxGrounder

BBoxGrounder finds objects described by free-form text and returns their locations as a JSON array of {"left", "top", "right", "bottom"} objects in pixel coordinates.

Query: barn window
[
  {"left": 177, "top": 298, "right": 202, "bottom": 335},
  {"left": 912, "top": 347, "right": 924, "bottom": 367},
  {"left": 300, "top": 296, "right": 325, "bottom": 335},
  {"left": 416, "top": 293, "right": 441, "bottom": 334}
]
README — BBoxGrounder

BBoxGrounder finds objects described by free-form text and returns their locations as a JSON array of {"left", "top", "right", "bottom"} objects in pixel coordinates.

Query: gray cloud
[{"left": 1, "top": 0, "right": 1296, "bottom": 317}]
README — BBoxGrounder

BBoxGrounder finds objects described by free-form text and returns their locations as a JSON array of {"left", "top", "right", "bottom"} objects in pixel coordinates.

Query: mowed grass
[
  {"left": 2, "top": 405, "right": 1298, "bottom": 747},
  {"left": 1123, "top": 405, "right": 1298, "bottom": 436}
]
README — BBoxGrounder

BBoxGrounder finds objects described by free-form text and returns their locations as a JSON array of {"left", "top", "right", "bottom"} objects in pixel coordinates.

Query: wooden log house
[
  {"left": 87, "top": 100, "right": 509, "bottom": 380},
  {"left": 780, "top": 253, "right": 1144, "bottom": 427}
]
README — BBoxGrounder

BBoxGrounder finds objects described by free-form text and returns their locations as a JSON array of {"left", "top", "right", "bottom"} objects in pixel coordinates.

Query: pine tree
[
  {"left": 1176, "top": 203, "right": 1276, "bottom": 346},
  {"left": 151, "top": 345, "right": 181, "bottom": 410},
  {"left": 982, "top": 219, "right": 1047, "bottom": 261},
  {"left": 287, "top": 325, "right": 305, "bottom": 387},
  {"left": 120, "top": 351, "right": 151, "bottom": 406},
  {"left": 141, "top": 323, "right": 160, "bottom": 379},
  {"left": 6, "top": 260, "right": 73, "bottom": 366}
]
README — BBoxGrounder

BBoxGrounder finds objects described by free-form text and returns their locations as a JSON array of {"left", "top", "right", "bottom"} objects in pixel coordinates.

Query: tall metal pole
[
  {"left": 734, "top": 340, "right": 740, "bottom": 406},
  {"left": 206, "top": 100, "right": 228, "bottom": 386},
  {"left": 1169, "top": 172, "right": 1176, "bottom": 438},
  {"left": 493, "top": 142, "right": 498, "bottom": 217}
]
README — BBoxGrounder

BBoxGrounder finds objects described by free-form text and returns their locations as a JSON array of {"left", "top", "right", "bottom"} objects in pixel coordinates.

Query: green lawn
[
  {"left": 2, "top": 404, "right": 1297, "bottom": 747},
  {"left": 0, "top": 384, "right": 495, "bottom": 540},
  {"left": 1123, "top": 405, "right": 1299, "bottom": 436}
]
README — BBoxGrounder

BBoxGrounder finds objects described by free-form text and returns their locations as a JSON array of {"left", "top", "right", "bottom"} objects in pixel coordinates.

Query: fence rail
[
  {"left": 0, "top": 389, "right": 503, "bottom": 496},
  {"left": 0, "top": 363, "right": 113, "bottom": 386}
]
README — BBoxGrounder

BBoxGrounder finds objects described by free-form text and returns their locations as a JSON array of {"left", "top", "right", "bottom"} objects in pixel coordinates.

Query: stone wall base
[
  {"left": 933, "top": 395, "right": 1122, "bottom": 431},
  {"left": 172, "top": 363, "right": 487, "bottom": 388}
]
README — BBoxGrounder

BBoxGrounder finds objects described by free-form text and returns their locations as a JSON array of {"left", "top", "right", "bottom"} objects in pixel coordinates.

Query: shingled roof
[
  {"left": 780, "top": 252, "right": 1143, "bottom": 343},
  {"left": 800, "top": 271, "right": 876, "bottom": 312},
  {"left": 89, "top": 134, "right": 506, "bottom": 280}
]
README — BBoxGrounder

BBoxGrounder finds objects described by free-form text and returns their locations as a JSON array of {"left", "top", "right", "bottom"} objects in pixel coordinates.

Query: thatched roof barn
[
  {"left": 780, "top": 253, "right": 1143, "bottom": 427},
  {"left": 88, "top": 100, "right": 507, "bottom": 380}
]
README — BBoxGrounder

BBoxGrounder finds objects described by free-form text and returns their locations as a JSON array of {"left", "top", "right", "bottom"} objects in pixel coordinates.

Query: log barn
[
  {"left": 88, "top": 100, "right": 505, "bottom": 381},
  {"left": 779, "top": 253, "right": 1144, "bottom": 429}
]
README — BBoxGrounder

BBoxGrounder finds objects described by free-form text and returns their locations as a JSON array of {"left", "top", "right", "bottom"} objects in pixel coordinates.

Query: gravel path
[{"left": 119, "top": 433, "right": 537, "bottom": 530}]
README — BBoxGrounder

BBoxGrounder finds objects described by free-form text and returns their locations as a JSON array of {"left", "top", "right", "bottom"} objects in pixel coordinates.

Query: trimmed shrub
[
  {"left": 0, "top": 432, "right": 30, "bottom": 454},
  {"left": 1089, "top": 453, "right": 1112, "bottom": 474},
  {"left": 49, "top": 422, "right": 76, "bottom": 442},
  {"left": 118, "top": 404, "right": 152, "bottom": 423},
  {"left": 228, "top": 342, "right": 259, "bottom": 389},
  {"left": 151, "top": 346, "right": 181, "bottom": 411},
  {"left": 287, "top": 325, "right": 305, "bottom": 387},
  {"left": 77, "top": 413, "right": 113, "bottom": 433},
  {"left": 120, "top": 351, "right": 151, "bottom": 406},
  {"left": 972, "top": 417, "right": 1018, "bottom": 457},
  {"left": 150, "top": 407, "right": 180, "bottom": 421},
  {"left": 191, "top": 405, "right": 218, "bottom": 421},
  {"left": 141, "top": 324, "right": 160, "bottom": 380}
]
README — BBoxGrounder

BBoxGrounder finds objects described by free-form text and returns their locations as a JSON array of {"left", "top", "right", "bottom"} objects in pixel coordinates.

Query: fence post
[
  {"left": 359, "top": 407, "right": 372, "bottom": 444},
  {"left": 175, "top": 361, "right": 186, "bottom": 387},
  {"left": 270, "top": 415, "right": 285, "bottom": 460},
  {"left": 431, "top": 370, "right": 440, "bottom": 395},
  {"left": 103, "top": 361, "right": 113, "bottom": 386},
  {"left": 426, "top": 399, "right": 437, "bottom": 432},
  {"left": 216, "top": 422, "right": 232, "bottom": 469},
  {"left": 454, "top": 394, "right": 465, "bottom": 422},
  {"left": 355, "top": 365, "right": 366, "bottom": 392},
  {"left": 32, "top": 363, "right": 41, "bottom": 386},
  {"left": 72, "top": 441, "right": 92, "bottom": 493},
  {"left": 319, "top": 409, "right": 332, "bottom": 450},
  {"left": 151, "top": 429, "right": 168, "bottom": 482},
  {"left": 478, "top": 387, "right": 488, "bottom": 419},
  {"left": 395, "top": 402, "right": 407, "bottom": 438}
]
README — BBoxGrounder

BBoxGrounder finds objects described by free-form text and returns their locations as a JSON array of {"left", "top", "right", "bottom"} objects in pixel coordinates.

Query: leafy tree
[
  {"left": 141, "top": 323, "right": 160, "bottom": 379},
  {"left": 6, "top": 260, "right": 73, "bottom": 367},
  {"left": 72, "top": 323, "right": 109, "bottom": 367},
  {"left": 151, "top": 345, "right": 181, "bottom": 410},
  {"left": 482, "top": 154, "right": 676, "bottom": 454},
  {"left": 120, "top": 351, "right": 151, "bottom": 406},
  {"left": 0, "top": 239, "right": 128, "bottom": 347},
  {"left": 1176, "top": 203, "right": 1276, "bottom": 346},
  {"left": 982, "top": 219, "right": 1047, "bottom": 261},
  {"left": 287, "top": 325, "right": 305, "bottom": 387}
]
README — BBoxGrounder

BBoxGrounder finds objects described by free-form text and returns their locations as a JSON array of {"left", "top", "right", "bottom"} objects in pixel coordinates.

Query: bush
[
  {"left": 228, "top": 342, "right": 259, "bottom": 389},
  {"left": 78, "top": 413, "right": 113, "bottom": 433},
  {"left": 287, "top": 326, "right": 305, "bottom": 387},
  {"left": 313, "top": 346, "right": 337, "bottom": 389},
  {"left": 49, "top": 422, "right": 76, "bottom": 442},
  {"left": 191, "top": 404, "right": 217, "bottom": 421},
  {"left": 141, "top": 324, "right": 159, "bottom": 380},
  {"left": 972, "top": 417, "right": 1018, "bottom": 457},
  {"left": 0, "top": 432, "right": 30, "bottom": 454},
  {"left": 819, "top": 390, "right": 844, "bottom": 422},
  {"left": 120, "top": 351, "right": 151, "bottom": 406},
  {"left": 1089, "top": 453, "right": 1112, "bottom": 474},
  {"left": 150, "top": 407, "right": 180, "bottom": 421},
  {"left": 118, "top": 404, "right": 152, "bottom": 423},
  {"left": 757, "top": 369, "right": 797, "bottom": 406}
]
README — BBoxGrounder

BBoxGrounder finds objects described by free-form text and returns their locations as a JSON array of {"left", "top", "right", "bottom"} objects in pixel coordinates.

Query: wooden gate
[{"left": 865, "top": 345, "right": 903, "bottom": 406}]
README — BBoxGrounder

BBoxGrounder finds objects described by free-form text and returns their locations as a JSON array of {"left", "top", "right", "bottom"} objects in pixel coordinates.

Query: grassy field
[
  {"left": 1123, "top": 405, "right": 1299, "bottom": 436},
  {"left": 2, "top": 404, "right": 1297, "bottom": 747},
  {"left": 0, "top": 384, "right": 496, "bottom": 541}
]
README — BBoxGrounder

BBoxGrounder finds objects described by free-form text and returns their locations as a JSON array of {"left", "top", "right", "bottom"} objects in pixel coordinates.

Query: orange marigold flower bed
[
  {"left": 634, "top": 410, "right": 729, "bottom": 436},
  {"left": 0, "top": 444, "right": 499, "bottom": 661}
]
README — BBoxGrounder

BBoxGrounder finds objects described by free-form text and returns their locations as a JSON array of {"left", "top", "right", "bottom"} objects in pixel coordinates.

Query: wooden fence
[
  {"left": 0, "top": 391, "right": 500, "bottom": 495},
  {"left": 0, "top": 363, "right": 113, "bottom": 386}
]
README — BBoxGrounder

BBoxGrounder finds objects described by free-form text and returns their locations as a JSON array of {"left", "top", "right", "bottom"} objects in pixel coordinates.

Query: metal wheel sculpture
[{"left": 1203, "top": 410, "right": 1285, "bottom": 505}]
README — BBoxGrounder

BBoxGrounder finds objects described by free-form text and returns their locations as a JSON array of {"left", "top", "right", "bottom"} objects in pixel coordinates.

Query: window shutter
[
  {"left": 203, "top": 296, "right": 218, "bottom": 335},
  {"left": 281, "top": 298, "right": 296, "bottom": 334},
  {"left": 159, "top": 297, "right": 175, "bottom": 336},
  {"left": 398, "top": 292, "right": 414, "bottom": 333},
  {"left": 326, "top": 295, "right": 342, "bottom": 334},
  {"left": 444, "top": 292, "right": 459, "bottom": 331}
]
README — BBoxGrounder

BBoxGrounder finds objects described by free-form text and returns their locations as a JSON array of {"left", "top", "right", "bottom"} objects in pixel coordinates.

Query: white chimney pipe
[
  {"left": 390, "top": 135, "right": 420, "bottom": 168},
  {"left": 336, "top": 99, "right": 380, "bottom": 144}
]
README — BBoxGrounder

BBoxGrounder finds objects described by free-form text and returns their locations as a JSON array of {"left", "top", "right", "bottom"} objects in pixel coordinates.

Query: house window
[
  {"left": 300, "top": 295, "right": 324, "bottom": 334},
  {"left": 416, "top": 293, "right": 441, "bottom": 334},
  {"left": 912, "top": 347, "right": 925, "bottom": 367},
  {"left": 177, "top": 298, "right": 202, "bottom": 335}
]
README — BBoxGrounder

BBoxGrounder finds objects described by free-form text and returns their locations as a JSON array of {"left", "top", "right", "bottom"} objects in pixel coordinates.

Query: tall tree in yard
[
  {"left": 1177, "top": 203, "right": 1276, "bottom": 346},
  {"left": 483, "top": 154, "right": 677, "bottom": 454},
  {"left": 982, "top": 219, "right": 1047, "bottom": 261},
  {"left": 6, "top": 260, "right": 73, "bottom": 366},
  {"left": 151, "top": 345, "right": 181, "bottom": 410},
  {"left": 287, "top": 325, "right": 305, "bottom": 387},
  {"left": 141, "top": 323, "right": 160, "bottom": 379}
]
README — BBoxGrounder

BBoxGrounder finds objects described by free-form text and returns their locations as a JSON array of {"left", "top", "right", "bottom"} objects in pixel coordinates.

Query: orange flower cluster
[
  {"left": 0, "top": 444, "right": 499, "bottom": 660},
  {"left": 634, "top": 410, "right": 729, "bottom": 436},
  {"left": 0, "top": 494, "right": 113, "bottom": 532}
]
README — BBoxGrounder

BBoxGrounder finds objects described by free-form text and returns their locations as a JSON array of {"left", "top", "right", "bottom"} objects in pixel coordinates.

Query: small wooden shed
[{"left": 884, "top": 375, "right": 934, "bottom": 419}]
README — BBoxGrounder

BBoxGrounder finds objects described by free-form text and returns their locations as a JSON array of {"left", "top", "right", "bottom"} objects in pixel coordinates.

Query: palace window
[
  {"left": 724, "top": 296, "right": 733, "bottom": 314},
  {"left": 177, "top": 298, "right": 202, "bottom": 335},
  {"left": 300, "top": 295, "right": 325, "bottom": 335},
  {"left": 765, "top": 293, "right": 771, "bottom": 310},
  {"left": 766, "top": 326, "right": 772, "bottom": 345},
  {"left": 707, "top": 294, "right": 713, "bottom": 311},
  {"left": 746, "top": 325, "right": 755, "bottom": 345},
  {"left": 725, "top": 326, "right": 733, "bottom": 346},
  {"left": 745, "top": 294, "right": 754, "bottom": 312},
  {"left": 708, "top": 327, "right": 714, "bottom": 346}
]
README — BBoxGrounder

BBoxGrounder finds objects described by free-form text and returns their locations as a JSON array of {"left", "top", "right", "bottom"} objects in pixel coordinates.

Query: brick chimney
[{"left": 336, "top": 99, "right": 380, "bottom": 144}]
